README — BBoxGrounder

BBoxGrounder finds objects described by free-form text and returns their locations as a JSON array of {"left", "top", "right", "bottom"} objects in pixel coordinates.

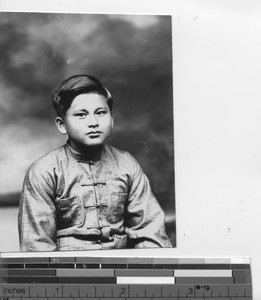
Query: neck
[{"left": 67, "top": 140, "right": 103, "bottom": 162}]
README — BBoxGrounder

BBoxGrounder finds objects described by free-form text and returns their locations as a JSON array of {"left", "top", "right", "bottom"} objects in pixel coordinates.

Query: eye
[
  {"left": 75, "top": 112, "right": 86, "bottom": 118},
  {"left": 96, "top": 110, "right": 107, "bottom": 116}
]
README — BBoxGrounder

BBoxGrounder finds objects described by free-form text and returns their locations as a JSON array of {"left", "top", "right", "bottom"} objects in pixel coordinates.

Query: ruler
[{"left": 0, "top": 255, "right": 252, "bottom": 300}]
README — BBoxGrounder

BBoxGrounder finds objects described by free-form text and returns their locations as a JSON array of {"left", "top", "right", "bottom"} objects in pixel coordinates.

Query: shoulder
[
  {"left": 104, "top": 145, "right": 142, "bottom": 176},
  {"left": 26, "top": 145, "right": 66, "bottom": 178},
  {"left": 104, "top": 144, "right": 137, "bottom": 162}
]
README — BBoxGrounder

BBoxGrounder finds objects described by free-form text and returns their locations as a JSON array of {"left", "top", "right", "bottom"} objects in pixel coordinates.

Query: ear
[
  {"left": 111, "top": 113, "right": 114, "bottom": 127},
  {"left": 55, "top": 117, "right": 67, "bottom": 135}
]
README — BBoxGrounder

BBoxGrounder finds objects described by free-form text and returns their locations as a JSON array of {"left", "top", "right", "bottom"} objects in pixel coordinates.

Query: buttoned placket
[{"left": 80, "top": 160, "right": 110, "bottom": 242}]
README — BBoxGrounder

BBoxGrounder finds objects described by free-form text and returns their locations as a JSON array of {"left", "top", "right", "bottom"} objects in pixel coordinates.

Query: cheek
[
  {"left": 101, "top": 118, "right": 113, "bottom": 129},
  {"left": 66, "top": 124, "right": 83, "bottom": 135},
  {"left": 67, "top": 119, "right": 83, "bottom": 129},
  {"left": 106, "top": 122, "right": 113, "bottom": 132}
]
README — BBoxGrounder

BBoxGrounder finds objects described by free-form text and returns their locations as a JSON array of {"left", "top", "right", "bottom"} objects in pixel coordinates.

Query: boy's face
[{"left": 56, "top": 93, "right": 113, "bottom": 151}]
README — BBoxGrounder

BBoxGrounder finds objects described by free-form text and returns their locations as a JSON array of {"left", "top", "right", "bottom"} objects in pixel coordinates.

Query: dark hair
[{"left": 51, "top": 74, "right": 113, "bottom": 117}]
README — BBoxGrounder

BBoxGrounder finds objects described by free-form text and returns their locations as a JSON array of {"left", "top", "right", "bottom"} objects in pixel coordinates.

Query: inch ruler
[{"left": 0, "top": 255, "right": 252, "bottom": 300}]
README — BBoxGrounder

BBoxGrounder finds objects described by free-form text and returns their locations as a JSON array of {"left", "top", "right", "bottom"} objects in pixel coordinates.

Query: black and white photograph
[
  {"left": 0, "top": 12, "right": 175, "bottom": 251},
  {"left": 2, "top": 0, "right": 261, "bottom": 297}
]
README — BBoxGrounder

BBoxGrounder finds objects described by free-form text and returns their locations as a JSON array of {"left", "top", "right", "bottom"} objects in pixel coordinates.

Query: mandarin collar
[{"left": 66, "top": 140, "right": 104, "bottom": 163}]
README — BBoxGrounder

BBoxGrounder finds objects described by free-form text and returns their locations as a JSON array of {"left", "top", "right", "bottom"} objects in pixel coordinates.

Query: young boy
[{"left": 18, "top": 74, "right": 172, "bottom": 251}]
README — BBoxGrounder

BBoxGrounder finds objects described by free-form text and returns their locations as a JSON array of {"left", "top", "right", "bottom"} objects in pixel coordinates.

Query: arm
[
  {"left": 18, "top": 162, "right": 57, "bottom": 251},
  {"left": 124, "top": 153, "right": 172, "bottom": 248}
]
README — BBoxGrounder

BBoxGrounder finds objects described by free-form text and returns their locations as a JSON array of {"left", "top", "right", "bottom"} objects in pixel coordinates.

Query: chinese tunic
[{"left": 18, "top": 142, "right": 172, "bottom": 251}]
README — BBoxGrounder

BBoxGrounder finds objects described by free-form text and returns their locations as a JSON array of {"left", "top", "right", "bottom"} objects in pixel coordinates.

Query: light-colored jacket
[{"left": 18, "top": 142, "right": 172, "bottom": 251}]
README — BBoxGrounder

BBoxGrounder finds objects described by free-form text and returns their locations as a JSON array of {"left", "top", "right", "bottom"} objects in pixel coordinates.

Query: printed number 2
[{"left": 120, "top": 288, "right": 126, "bottom": 296}]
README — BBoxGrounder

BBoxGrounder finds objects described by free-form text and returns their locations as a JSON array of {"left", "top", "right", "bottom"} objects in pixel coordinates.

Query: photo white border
[{"left": 1, "top": 0, "right": 261, "bottom": 298}]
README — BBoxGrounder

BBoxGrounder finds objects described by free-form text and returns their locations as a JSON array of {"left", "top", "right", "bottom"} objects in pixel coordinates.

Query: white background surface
[{"left": 0, "top": 0, "right": 261, "bottom": 298}]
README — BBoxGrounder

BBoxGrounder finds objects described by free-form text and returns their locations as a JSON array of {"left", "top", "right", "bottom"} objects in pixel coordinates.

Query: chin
[{"left": 85, "top": 138, "right": 106, "bottom": 146}]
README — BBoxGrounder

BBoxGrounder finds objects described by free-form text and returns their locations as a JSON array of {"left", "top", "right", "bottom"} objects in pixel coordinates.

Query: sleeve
[
  {"left": 124, "top": 153, "right": 173, "bottom": 248},
  {"left": 18, "top": 162, "right": 57, "bottom": 251}
]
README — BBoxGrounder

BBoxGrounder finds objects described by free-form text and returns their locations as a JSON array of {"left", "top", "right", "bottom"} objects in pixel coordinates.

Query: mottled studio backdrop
[{"left": 0, "top": 12, "right": 175, "bottom": 249}]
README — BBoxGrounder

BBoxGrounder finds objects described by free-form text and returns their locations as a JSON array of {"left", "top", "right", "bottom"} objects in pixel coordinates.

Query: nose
[{"left": 87, "top": 114, "right": 99, "bottom": 127}]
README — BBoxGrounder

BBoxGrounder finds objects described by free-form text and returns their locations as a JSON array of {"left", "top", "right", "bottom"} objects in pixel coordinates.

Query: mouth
[{"left": 87, "top": 131, "right": 102, "bottom": 137}]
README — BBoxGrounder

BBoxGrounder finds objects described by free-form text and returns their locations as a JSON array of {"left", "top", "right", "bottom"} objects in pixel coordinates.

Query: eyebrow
[{"left": 74, "top": 107, "right": 109, "bottom": 112}]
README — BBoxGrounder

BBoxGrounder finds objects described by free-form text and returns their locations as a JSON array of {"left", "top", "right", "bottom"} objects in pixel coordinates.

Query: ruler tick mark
[{"left": 0, "top": 256, "right": 252, "bottom": 299}]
